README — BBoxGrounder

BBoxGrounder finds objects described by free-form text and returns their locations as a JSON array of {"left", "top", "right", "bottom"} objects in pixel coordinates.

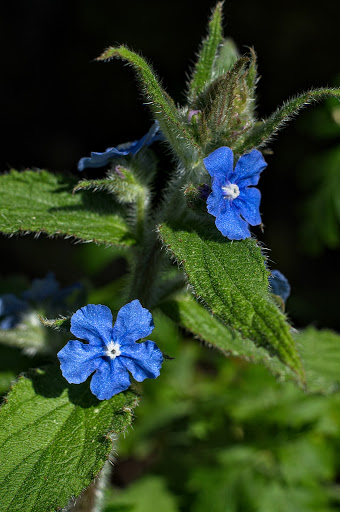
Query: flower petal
[
  {"left": 0, "top": 315, "right": 20, "bottom": 330},
  {"left": 112, "top": 300, "right": 154, "bottom": 345},
  {"left": 127, "top": 120, "right": 163, "bottom": 153},
  {"left": 57, "top": 340, "right": 103, "bottom": 384},
  {"left": 233, "top": 187, "right": 262, "bottom": 226},
  {"left": 0, "top": 294, "right": 28, "bottom": 316},
  {"left": 120, "top": 340, "right": 163, "bottom": 381},
  {"left": 71, "top": 304, "right": 113, "bottom": 347},
  {"left": 77, "top": 122, "right": 162, "bottom": 171},
  {"left": 204, "top": 147, "right": 234, "bottom": 181},
  {"left": 233, "top": 149, "right": 267, "bottom": 188},
  {"left": 269, "top": 270, "right": 291, "bottom": 302},
  {"left": 215, "top": 201, "right": 251, "bottom": 240},
  {"left": 90, "top": 358, "right": 131, "bottom": 400},
  {"left": 22, "top": 272, "right": 60, "bottom": 302},
  {"left": 206, "top": 177, "right": 226, "bottom": 217}
]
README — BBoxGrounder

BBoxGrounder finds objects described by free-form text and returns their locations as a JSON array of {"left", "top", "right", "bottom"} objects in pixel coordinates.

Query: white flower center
[
  {"left": 222, "top": 183, "right": 240, "bottom": 200},
  {"left": 105, "top": 341, "right": 121, "bottom": 360}
]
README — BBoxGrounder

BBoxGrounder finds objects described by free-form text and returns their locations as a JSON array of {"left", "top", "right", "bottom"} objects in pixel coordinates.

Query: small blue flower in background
[
  {"left": 77, "top": 121, "right": 163, "bottom": 171},
  {"left": 57, "top": 300, "right": 163, "bottom": 400},
  {"left": 269, "top": 269, "right": 291, "bottom": 302},
  {"left": 204, "top": 147, "right": 267, "bottom": 240},
  {"left": 22, "top": 271, "right": 81, "bottom": 307},
  {"left": 0, "top": 294, "right": 28, "bottom": 329},
  {"left": 0, "top": 272, "right": 82, "bottom": 330}
]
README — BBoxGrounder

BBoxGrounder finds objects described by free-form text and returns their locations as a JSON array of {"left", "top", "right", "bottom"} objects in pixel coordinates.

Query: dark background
[{"left": 1, "top": 0, "right": 340, "bottom": 329}]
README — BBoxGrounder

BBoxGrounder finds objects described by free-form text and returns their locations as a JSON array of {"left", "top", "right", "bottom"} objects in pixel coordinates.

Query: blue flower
[
  {"left": 204, "top": 147, "right": 267, "bottom": 240},
  {"left": 269, "top": 270, "right": 291, "bottom": 302},
  {"left": 0, "top": 273, "right": 82, "bottom": 330},
  {"left": 22, "top": 272, "right": 81, "bottom": 308},
  {"left": 77, "top": 121, "right": 163, "bottom": 171},
  {"left": 57, "top": 300, "right": 163, "bottom": 400},
  {"left": 0, "top": 294, "right": 28, "bottom": 329}
]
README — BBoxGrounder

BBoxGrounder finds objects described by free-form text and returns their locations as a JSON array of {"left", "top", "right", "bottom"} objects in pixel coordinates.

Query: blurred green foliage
[{"left": 100, "top": 311, "right": 340, "bottom": 512}]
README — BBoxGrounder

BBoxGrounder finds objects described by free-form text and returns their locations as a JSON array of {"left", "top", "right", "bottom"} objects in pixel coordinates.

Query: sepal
[
  {"left": 213, "top": 38, "right": 240, "bottom": 78},
  {"left": 39, "top": 314, "right": 71, "bottom": 332},
  {"left": 187, "top": 1, "right": 224, "bottom": 102}
]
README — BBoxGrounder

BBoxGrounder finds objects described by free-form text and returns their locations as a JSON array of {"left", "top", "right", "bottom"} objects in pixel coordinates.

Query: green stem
[
  {"left": 135, "top": 187, "right": 148, "bottom": 243},
  {"left": 126, "top": 171, "right": 189, "bottom": 308}
]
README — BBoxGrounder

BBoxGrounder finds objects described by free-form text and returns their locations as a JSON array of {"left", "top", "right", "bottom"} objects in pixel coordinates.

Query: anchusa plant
[{"left": 0, "top": 3, "right": 340, "bottom": 512}]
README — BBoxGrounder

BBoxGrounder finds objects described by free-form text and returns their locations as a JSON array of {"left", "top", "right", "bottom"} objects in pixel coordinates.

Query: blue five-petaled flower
[
  {"left": 57, "top": 300, "right": 163, "bottom": 400},
  {"left": 204, "top": 147, "right": 267, "bottom": 240},
  {"left": 77, "top": 121, "right": 162, "bottom": 171}
]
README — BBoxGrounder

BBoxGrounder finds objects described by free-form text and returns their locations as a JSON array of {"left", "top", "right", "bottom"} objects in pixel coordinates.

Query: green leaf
[
  {"left": 188, "top": 2, "right": 224, "bottom": 102},
  {"left": 97, "top": 46, "right": 200, "bottom": 163},
  {"left": 0, "top": 170, "right": 135, "bottom": 247},
  {"left": 0, "top": 365, "right": 138, "bottom": 512},
  {"left": 295, "top": 327, "right": 340, "bottom": 394},
  {"left": 235, "top": 87, "right": 340, "bottom": 154},
  {"left": 161, "top": 293, "right": 294, "bottom": 381},
  {"left": 159, "top": 224, "right": 304, "bottom": 381}
]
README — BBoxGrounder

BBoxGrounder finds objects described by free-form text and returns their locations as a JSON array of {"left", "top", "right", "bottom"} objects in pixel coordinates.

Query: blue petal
[
  {"left": 112, "top": 300, "right": 154, "bottom": 345},
  {"left": 120, "top": 340, "right": 163, "bottom": 381},
  {"left": 233, "top": 187, "right": 262, "bottom": 226},
  {"left": 77, "top": 122, "right": 162, "bottom": 171},
  {"left": 0, "top": 314, "right": 20, "bottom": 330},
  {"left": 22, "top": 272, "right": 60, "bottom": 302},
  {"left": 77, "top": 146, "right": 135, "bottom": 171},
  {"left": 215, "top": 201, "right": 251, "bottom": 240},
  {"left": 0, "top": 294, "right": 28, "bottom": 316},
  {"left": 233, "top": 149, "right": 267, "bottom": 188},
  {"left": 90, "top": 358, "right": 131, "bottom": 400},
  {"left": 269, "top": 270, "right": 291, "bottom": 302},
  {"left": 71, "top": 304, "right": 113, "bottom": 347},
  {"left": 204, "top": 147, "right": 234, "bottom": 181},
  {"left": 206, "top": 178, "right": 225, "bottom": 217},
  {"left": 129, "top": 120, "right": 163, "bottom": 151},
  {"left": 53, "top": 282, "right": 82, "bottom": 307},
  {"left": 57, "top": 340, "right": 103, "bottom": 384}
]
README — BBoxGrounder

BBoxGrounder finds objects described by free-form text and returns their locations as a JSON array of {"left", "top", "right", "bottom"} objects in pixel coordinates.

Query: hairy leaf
[
  {"left": 97, "top": 46, "right": 200, "bottom": 162},
  {"left": 188, "top": 2, "right": 224, "bottom": 101},
  {"left": 0, "top": 365, "right": 138, "bottom": 512},
  {"left": 161, "top": 293, "right": 293, "bottom": 381},
  {"left": 0, "top": 170, "right": 134, "bottom": 246},
  {"left": 159, "top": 224, "right": 304, "bottom": 381},
  {"left": 235, "top": 88, "right": 340, "bottom": 154}
]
